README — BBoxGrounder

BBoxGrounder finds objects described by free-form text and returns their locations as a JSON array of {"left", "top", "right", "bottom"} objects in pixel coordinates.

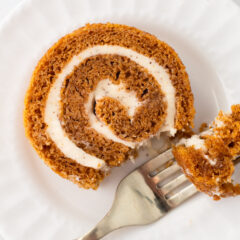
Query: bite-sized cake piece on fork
[{"left": 173, "top": 105, "right": 240, "bottom": 200}]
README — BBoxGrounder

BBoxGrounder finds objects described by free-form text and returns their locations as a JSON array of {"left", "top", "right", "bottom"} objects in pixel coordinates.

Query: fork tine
[
  {"left": 142, "top": 149, "right": 174, "bottom": 173},
  {"left": 167, "top": 184, "right": 198, "bottom": 207},
  {"left": 151, "top": 162, "right": 181, "bottom": 184},
  {"left": 160, "top": 173, "right": 188, "bottom": 195}
]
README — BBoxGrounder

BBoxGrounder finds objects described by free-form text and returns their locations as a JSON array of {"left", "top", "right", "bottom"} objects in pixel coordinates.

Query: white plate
[{"left": 0, "top": 0, "right": 240, "bottom": 239}]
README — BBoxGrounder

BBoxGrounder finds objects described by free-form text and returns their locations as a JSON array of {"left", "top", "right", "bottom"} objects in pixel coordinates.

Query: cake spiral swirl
[{"left": 24, "top": 23, "right": 195, "bottom": 189}]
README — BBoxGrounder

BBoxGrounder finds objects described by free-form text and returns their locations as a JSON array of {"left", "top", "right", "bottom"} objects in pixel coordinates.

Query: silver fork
[{"left": 76, "top": 148, "right": 197, "bottom": 240}]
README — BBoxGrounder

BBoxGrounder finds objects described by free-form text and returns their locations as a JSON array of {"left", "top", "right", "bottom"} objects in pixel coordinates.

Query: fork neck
[{"left": 76, "top": 216, "right": 114, "bottom": 240}]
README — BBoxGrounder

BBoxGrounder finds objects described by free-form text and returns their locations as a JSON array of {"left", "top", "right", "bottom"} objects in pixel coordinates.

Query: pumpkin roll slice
[{"left": 24, "top": 23, "right": 194, "bottom": 189}]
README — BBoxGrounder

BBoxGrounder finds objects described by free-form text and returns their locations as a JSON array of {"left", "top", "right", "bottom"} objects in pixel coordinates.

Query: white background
[
  {"left": 0, "top": 0, "right": 239, "bottom": 239},
  {"left": 0, "top": 0, "right": 240, "bottom": 23}
]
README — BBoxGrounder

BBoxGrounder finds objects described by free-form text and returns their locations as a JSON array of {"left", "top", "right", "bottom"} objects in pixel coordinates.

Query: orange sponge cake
[
  {"left": 24, "top": 23, "right": 195, "bottom": 189},
  {"left": 173, "top": 105, "right": 240, "bottom": 200}
]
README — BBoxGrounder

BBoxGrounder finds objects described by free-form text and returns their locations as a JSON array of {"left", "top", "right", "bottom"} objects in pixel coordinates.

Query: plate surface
[{"left": 0, "top": 0, "right": 240, "bottom": 239}]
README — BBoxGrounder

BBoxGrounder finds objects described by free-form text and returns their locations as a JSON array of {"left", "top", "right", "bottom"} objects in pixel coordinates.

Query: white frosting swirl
[
  {"left": 86, "top": 79, "right": 142, "bottom": 148},
  {"left": 44, "top": 45, "right": 175, "bottom": 169}
]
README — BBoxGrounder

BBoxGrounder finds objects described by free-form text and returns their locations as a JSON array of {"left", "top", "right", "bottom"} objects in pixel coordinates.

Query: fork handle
[{"left": 76, "top": 214, "right": 115, "bottom": 240}]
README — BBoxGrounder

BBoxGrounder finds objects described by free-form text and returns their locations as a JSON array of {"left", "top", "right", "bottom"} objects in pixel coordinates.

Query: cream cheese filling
[
  {"left": 45, "top": 45, "right": 175, "bottom": 169},
  {"left": 86, "top": 79, "right": 142, "bottom": 148},
  {"left": 179, "top": 135, "right": 207, "bottom": 151},
  {"left": 93, "top": 79, "right": 141, "bottom": 118}
]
